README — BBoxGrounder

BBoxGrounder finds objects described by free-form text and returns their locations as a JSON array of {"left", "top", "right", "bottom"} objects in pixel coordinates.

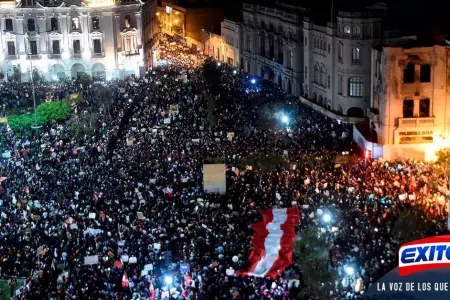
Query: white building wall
[{"left": 0, "top": 0, "right": 144, "bottom": 82}]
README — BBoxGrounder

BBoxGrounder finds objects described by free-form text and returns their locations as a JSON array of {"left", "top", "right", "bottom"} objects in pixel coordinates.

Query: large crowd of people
[{"left": 0, "top": 33, "right": 447, "bottom": 299}]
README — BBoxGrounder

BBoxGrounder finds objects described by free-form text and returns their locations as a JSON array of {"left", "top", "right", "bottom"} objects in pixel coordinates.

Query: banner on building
[{"left": 203, "top": 164, "right": 226, "bottom": 194}]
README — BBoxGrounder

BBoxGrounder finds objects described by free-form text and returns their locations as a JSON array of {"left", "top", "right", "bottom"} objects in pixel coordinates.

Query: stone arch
[
  {"left": 347, "top": 107, "right": 364, "bottom": 118},
  {"left": 318, "top": 95, "right": 323, "bottom": 105},
  {"left": 71, "top": 63, "right": 86, "bottom": 79},
  {"left": 50, "top": 64, "right": 65, "bottom": 80},
  {"left": 311, "top": 92, "right": 317, "bottom": 102},
  {"left": 92, "top": 63, "right": 105, "bottom": 80},
  {"left": 278, "top": 74, "right": 282, "bottom": 86}
]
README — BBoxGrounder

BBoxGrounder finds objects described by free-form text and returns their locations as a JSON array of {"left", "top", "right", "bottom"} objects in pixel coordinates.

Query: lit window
[
  {"left": 344, "top": 25, "right": 350, "bottom": 34},
  {"left": 71, "top": 18, "right": 79, "bottom": 30},
  {"left": 352, "top": 48, "right": 360, "bottom": 64},
  {"left": 349, "top": 77, "right": 364, "bottom": 97}
]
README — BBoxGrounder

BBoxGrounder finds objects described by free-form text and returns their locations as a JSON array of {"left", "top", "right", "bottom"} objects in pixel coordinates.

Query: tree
[
  {"left": 36, "top": 101, "right": 71, "bottom": 123},
  {"left": 12, "top": 65, "right": 21, "bottom": 82},
  {"left": 32, "top": 67, "right": 42, "bottom": 84},
  {"left": 294, "top": 228, "right": 337, "bottom": 299},
  {"left": 241, "top": 153, "right": 286, "bottom": 186},
  {"left": 391, "top": 208, "right": 429, "bottom": 244}
]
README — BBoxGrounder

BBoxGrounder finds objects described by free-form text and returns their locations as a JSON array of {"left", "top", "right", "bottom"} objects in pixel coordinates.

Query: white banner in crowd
[
  {"left": 203, "top": 164, "right": 226, "bottom": 194},
  {"left": 84, "top": 255, "right": 99, "bottom": 265}
]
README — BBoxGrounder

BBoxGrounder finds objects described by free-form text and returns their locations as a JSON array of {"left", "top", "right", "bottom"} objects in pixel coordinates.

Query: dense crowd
[{"left": 0, "top": 33, "right": 447, "bottom": 300}]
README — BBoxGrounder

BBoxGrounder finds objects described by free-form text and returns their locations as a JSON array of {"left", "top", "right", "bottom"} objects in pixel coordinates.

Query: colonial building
[
  {"left": 220, "top": 19, "right": 240, "bottom": 68},
  {"left": 357, "top": 43, "right": 450, "bottom": 160},
  {"left": 142, "top": 0, "right": 159, "bottom": 69},
  {"left": 0, "top": 0, "right": 144, "bottom": 82},
  {"left": 302, "top": 7, "right": 385, "bottom": 117},
  {"left": 240, "top": 2, "right": 305, "bottom": 96}
]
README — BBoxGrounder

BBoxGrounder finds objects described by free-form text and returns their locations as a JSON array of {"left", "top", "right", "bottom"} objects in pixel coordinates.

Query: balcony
[
  {"left": 92, "top": 52, "right": 105, "bottom": 58},
  {"left": 367, "top": 108, "right": 380, "bottom": 123},
  {"left": 26, "top": 54, "right": 41, "bottom": 60},
  {"left": 72, "top": 53, "right": 82, "bottom": 58},
  {"left": 398, "top": 117, "right": 435, "bottom": 127},
  {"left": 122, "top": 49, "right": 139, "bottom": 56},
  {"left": 48, "top": 54, "right": 61, "bottom": 59},
  {"left": 5, "top": 54, "right": 19, "bottom": 60}
]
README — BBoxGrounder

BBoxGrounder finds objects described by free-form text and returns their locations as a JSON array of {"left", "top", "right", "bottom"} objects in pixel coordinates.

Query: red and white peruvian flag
[{"left": 238, "top": 207, "right": 300, "bottom": 278}]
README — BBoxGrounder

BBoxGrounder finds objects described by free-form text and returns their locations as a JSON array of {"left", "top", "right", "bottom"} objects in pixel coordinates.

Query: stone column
[
  {"left": 37, "top": 16, "right": 47, "bottom": 54},
  {"left": 135, "top": 12, "right": 142, "bottom": 47},
  {"left": 115, "top": 14, "right": 121, "bottom": 51}
]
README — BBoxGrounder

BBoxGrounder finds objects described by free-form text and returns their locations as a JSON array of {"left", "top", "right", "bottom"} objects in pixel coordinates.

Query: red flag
[
  {"left": 149, "top": 282, "right": 155, "bottom": 300},
  {"left": 237, "top": 208, "right": 300, "bottom": 278},
  {"left": 122, "top": 272, "right": 129, "bottom": 288}
]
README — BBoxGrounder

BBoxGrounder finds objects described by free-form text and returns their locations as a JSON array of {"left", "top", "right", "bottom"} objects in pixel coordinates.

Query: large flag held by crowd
[{"left": 238, "top": 208, "right": 300, "bottom": 278}]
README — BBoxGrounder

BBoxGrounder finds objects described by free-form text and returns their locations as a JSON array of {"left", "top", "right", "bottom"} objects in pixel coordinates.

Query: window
[
  {"left": 27, "top": 19, "right": 35, "bottom": 32},
  {"left": 93, "top": 39, "right": 102, "bottom": 54},
  {"left": 403, "top": 63, "right": 415, "bottom": 83},
  {"left": 7, "top": 41, "right": 15, "bottom": 55},
  {"left": 260, "top": 20, "right": 265, "bottom": 30},
  {"left": 352, "top": 47, "right": 360, "bottom": 64},
  {"left": 419, "top": 99, "right": 430, "bottom": 117},
  {"left": 305, "top": 66, "right": 307, "bottom": 79},
  {"left": 403, "top": 99, "right": 414, "bottom": 118},
  {"left": 338, "top": 75, "right": 343, "bottom": 94},
  {"left": 92, "top": 17, "right": 100, "bottom": 30},
  {"left": 29, "top": 41, "right": 37, "bottom": 55},
  {"left": 320, "top": 40, "right": 323, "bottom": 50},
  {"left": 420, "top": 64, "right": 431, "bottom": 82},
  {"left": 320, "top": 66, "right": 325, "bottom": 86},
  {"left": 344, "top": 25, "right": 350, "bottom": 34},
  {"left": 352, "top": 26, "right": 361, "bottom": 36},
  {"left": 72, "top": 18, "right": 79, "bottom": 30},
  {"left": 338, "top": 44, "right": 343, "bottom": 62},
  {"left": 51, "top": 18, "right": 58, "bottom": 31},
  {"left": 349, "top": 77, "right": 364, "bottom": 97},
  {"left": 278, "top": 39, "right": 283, "bottom": 63},
  {"left": 73, "top": 40, "right": 81, "bottom": 53},
  {"left": 314, "top": 64, "right": 319, "bottom": 83},
  {"left": 5, "top": 19, "right": 13, "bottom": 32},
  {"left": 52, "top": 40, "right": 60, "bottom": 54},
  {"left": 328, "top": 75, "right": 331, "bottom": 88}
]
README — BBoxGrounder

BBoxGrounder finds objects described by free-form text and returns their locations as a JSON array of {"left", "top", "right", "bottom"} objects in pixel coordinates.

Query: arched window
[
  {"left": 349, "top": 77, "right": 364, "bottom": 97},
  {"left": 269, "top": 23, "right": 274, "bottom": 31},
  {"left": 352, "top": 26, "right": 361, "bottom": 36},
  {"left": 125, "top": 15, "right": 132, "bottom": 28},
  {"left": 260, "top": 20, "right": 265, "bottom": 30},
  {"left": 344, "top": 25, "right": 350, "bottom": 34},
  {"left": 320, "top": 66, "right": 325, "bottom": 86},
  {"left": 71, "top": 17, "right": 79, "bottom": 30},
  {"left": 314, "top": 64, "right": 319, "bottom": 83},
  {"left": 288, "top": 31, "right": 293, "bottom": 40},
  {"left": 27, "top": 18, "right": 35, "bottom": 32}
]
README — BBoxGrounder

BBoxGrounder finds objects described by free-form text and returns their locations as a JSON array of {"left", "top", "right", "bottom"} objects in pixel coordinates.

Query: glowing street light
[
  {"left": 233, "top": 70, "right": 237, "bottom": 75},
  {"left": 164, "top": 276, "right": 173, "bottom": 285},
  {"left": 281, "top": 115, "right": 289, "bottom": 124},
  {"left": 345, "top": 266, "right": 354, "bottom": 276},
  {"left": 323, "top": 213, "right": 331, "bottom": 223},
  {"left": 250, "top": 78, "right": 256, "bottom": 84}
]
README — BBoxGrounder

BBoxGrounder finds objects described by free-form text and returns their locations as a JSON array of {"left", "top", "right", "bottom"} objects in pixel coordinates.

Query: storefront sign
[{"left": 398, "top": 130, "right": 433, "bottom": 136}]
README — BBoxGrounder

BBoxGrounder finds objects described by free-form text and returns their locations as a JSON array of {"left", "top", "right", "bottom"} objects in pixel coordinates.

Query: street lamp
[{"left": 164, "top": 276, "right": 173, "bottom": 298}]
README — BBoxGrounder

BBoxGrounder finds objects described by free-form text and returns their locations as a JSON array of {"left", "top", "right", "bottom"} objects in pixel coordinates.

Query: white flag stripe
[{"left": 248, "top": 208, "right": 287, "bottom": 277}]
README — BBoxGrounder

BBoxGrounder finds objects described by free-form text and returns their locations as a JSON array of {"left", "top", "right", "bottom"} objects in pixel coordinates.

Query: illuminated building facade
[
  {"left": 0, "top": 0, "right": 144, "bottom": 82},
  {"left": 354, "top": 43, "right": 450, "bottom": 160}
]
